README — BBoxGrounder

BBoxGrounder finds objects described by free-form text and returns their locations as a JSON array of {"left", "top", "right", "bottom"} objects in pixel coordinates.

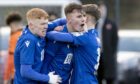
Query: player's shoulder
[
  {"left": 19, "top": 32, "right": 37, "bottom": 46},
  {"left": 88, "top": 29, "right": 97, "bottom": 35},
  {"left": 21, "top": 26, "right": 37, "bottom": 40}
]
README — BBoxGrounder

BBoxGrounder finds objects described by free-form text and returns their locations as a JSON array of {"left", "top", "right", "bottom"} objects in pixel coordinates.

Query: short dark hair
[
  {"left": 64, "top": 3, "right": 82, "bottom": 15},
  {"left": 48, "top": 11, "right": 57, "bottom": 17},
  {"left": 97, "top": 1, "right": 108, "bottom": 8},
  {"left": 83, "top": 4, "right": 101, "bottom": 21},
  {"left": 6, "top": 12, "right": 22, "bottom": 25}
]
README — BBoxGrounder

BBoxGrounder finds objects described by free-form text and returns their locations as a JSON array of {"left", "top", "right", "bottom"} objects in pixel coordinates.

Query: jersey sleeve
[
  {"left": 46, "top": 31, "right": 88, "bottom": 46},
  {"left": 47, "top": 18, "right": 66, "bottom": 32},
  {"left": 72, "top": 33, "right": 89, "bottom": 46},
  {"left": 46, "top": 31, "right": 73, "bottom": 42},
  {"left": 21, "top": 65, "right": 49, "bottom": 82},
  {"left": 20, "top": 38, "right": 35, "bottom": 65}
]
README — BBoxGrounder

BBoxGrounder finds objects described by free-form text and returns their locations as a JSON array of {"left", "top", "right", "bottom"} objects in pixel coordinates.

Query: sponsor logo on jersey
[
  {"left": 25, "top": 40, "right": 30, "bottom": 47},
  {"left": 64, "top": 53, "right": 73, "bottom": 64}
]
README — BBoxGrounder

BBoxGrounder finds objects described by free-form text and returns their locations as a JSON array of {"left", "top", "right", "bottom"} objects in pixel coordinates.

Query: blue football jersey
[
  {"left": 45, "top": 28, "right": 101, "bottom": 84},
  {"left": 70, "top": 29, "right": 101, "bottom": 84},
  {"left": 41, "top": 25, "right": 73, "bottom": 84},
  {"left": 14, "top": 27, "right": 46, "bottom": 84},
  {"left": 14, "top": 18, "right": 66, "bottom": 84}
]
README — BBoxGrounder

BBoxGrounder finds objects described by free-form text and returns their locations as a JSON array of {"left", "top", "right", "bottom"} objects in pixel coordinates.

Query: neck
[
  {"left": 11, "top": 27, "right": 22, "bottom": 33},
  {"left": 67, "top": 24, "right": 74, "bottom": 32},
  {"left": 28, "top": 25, "right": 36, "bottom": 35},
  {"left": 86, "top": 21, "right": 95, "bottom": 30}
]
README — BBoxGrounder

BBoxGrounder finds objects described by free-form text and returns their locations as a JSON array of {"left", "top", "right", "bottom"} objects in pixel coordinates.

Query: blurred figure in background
[
  {"left": 3, "top": 12, "right": 23, "bottom": 84},
  {"left": 48, "top": 11, "right": 58, "bottom": 21},
  {"left": 48, "top": 11, "right": 64, "bottom": 31},
  {"left": 96, "top": 1, "right": 118, "bottom": 84}
]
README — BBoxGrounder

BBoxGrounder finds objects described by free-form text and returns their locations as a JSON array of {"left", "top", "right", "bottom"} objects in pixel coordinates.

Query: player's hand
[
  {"left": 48, "top": 71, "right": 62, "bottom": 84},
  {"left": 54, "top": 26, "right": 63, "bottom": 31}
]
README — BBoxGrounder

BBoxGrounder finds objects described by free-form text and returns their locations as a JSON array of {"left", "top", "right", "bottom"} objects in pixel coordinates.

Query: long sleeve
[
  {"left": 20, "top": 65, "right": 49, "bottom": 82},
  {"left": 47, "top": 18, "right": 66, "bottom": 31},
  {"left": 46, "top": 31, "right": 73, "bottom": 42},
  {"left": 46, "top": 31, "right": 89, "bottom": 46}
]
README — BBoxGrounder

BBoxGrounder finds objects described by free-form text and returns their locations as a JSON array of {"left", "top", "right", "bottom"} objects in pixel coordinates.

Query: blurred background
[{"left": 0, "top": 0, "right": 140, "bottom": 84}]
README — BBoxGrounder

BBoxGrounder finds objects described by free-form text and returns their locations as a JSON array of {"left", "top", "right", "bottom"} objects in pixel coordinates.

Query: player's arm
[
  {"left": 47, "top": 18, "right": 66, "bottom": 32},
  {"left": 21, "top": 65, "right": 49, "bottom": 82},
  {"left": 46, "top": 31, "right": 73, "bottom": 42},
  {"left": 46, "top": 31, "right": 88, "bottom": 45},
  {"left": 21, "top": 65, "right": 61, "bottom": 83},
  {"left": 20, "top": 38, "right": 61, "bottom": 83}
]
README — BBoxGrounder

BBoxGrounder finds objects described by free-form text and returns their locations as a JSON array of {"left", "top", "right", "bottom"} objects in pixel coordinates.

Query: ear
[
  {"left": 66, "top": 14, "right": 72, "bottom": 23},
  {"left": 28, "top": 21, "right": 34, "bottom": 29},
  {"left": 28, "top": 21, "right": 32, "bottom": 26},
  {"left": 86, "top": 14, "right": 94, "bottom": 23},
  {"left": 86, "top": 16, "right": 89, "bottom": 23}
]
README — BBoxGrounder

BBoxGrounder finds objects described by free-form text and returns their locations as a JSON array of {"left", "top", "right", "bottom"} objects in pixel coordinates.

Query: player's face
[
  {"left": 68, "top": 9, "right": 86, "bottom": 32},
  {"left": 32, "top": 18, "right": 48, "bottom": 37},
  {"left": 10, "top": 21, "right": 23, "bottom": 32}
]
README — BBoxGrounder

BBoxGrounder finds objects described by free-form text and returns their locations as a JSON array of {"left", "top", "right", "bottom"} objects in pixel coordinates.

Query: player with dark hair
[
  {"left": 4, "top": 12, "right": 22, "bottom": 84},
  {"left": 41, "top": 3, "right": 86, "bottom": 84},
  {"left": 45, "top": 4, "right": 101, "bottom": 84}
]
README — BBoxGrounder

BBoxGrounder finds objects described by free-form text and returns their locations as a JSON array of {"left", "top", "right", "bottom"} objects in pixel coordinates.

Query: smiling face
[{"left": 67, "top": 9, "right": 86, "bottom": 32}]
